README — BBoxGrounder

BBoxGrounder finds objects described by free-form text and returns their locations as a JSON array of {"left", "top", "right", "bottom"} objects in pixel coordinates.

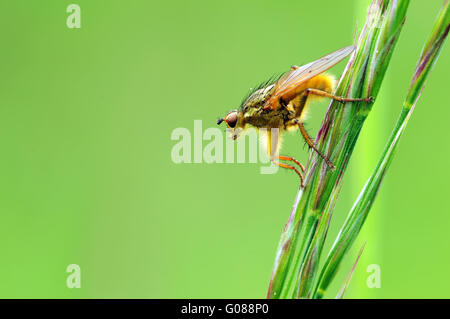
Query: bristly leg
[
  {"left": 277, "top": 155, "right": 305, "bottom": 173},
  {"left": 266, "top": 131, "right": 305, "bottom": 187},
  {"left": 296, "top": 120, "right": 335, "bottom": 170},
  {"left": 293, "top": 89, "right": 374, "bottom": 170},
  {"left": 271, "top": 159, "right": 305, "bottom": 188}
]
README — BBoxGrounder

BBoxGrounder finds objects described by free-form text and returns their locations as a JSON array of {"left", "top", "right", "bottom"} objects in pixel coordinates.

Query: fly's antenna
[{"left": 217, "top": 118, "right": 224, "bottom": 125}]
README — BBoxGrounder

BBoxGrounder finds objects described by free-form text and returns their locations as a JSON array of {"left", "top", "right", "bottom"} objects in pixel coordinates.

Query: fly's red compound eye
[{"left": 225, "top": 111, "right": 238, "bottom": 128}]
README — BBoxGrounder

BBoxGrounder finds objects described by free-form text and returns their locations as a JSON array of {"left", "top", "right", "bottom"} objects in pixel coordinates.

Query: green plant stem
[{"left": 314, "top": 0, "right": 449, "bottom": 298}]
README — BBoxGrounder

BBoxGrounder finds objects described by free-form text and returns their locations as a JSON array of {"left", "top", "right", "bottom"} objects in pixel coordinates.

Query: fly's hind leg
[{"left": 305, "top": 88, "right": 374, "bottom": 104}]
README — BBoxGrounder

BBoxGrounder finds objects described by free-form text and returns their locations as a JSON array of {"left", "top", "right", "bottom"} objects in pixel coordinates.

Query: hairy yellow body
[{"left": 287, "top": 73, "right": 336, "bottom": 125}]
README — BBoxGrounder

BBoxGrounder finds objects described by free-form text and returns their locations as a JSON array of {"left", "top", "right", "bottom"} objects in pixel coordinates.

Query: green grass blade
[
  {"left": 336, "top": 242, "right": 366, "bottom": 299},
  {"left": 313, "top": 1, "right": 449, "bottom": 299}
]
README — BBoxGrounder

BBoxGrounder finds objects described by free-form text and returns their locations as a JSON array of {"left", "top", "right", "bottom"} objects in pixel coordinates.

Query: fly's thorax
[{"left": 241, "top": 84, "right": 275, "bottom": 113}]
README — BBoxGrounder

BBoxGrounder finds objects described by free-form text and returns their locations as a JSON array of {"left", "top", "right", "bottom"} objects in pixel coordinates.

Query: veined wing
[{"left": 273, "top": 45, "right": 355, "bottom": 98}]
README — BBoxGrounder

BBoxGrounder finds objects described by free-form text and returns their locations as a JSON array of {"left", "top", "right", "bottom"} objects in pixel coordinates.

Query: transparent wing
[{"left": 274, "top": 45, "right": 355, "bottom": 97}]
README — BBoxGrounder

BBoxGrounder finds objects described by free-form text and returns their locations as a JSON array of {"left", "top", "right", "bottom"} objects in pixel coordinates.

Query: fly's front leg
[
  {"left": 305, "top": 88, "right": 374, "bottom": 104},
  {"left": 278, "top": 155, "right": 305, "bottom": 172},
  {"left": 271, "top": 159, "right": 304, "bottom": 188},
  {"left": 266, "top": 131, "right": 305, "bottom": 187}
]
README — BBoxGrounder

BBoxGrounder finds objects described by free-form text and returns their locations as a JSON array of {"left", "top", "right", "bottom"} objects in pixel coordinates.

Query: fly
[{"left": 217, "top": 46, "right": 373, "bottom": 187}]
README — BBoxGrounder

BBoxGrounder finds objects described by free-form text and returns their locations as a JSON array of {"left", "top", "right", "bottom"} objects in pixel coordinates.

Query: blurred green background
[{"left": 0, "top": 0, "right": 448, "bottom": 298}]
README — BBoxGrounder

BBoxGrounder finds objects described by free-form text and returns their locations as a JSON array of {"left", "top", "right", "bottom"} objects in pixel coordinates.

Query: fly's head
[{"left": 217, "top": 110, "right": 245, "bottom": 140}]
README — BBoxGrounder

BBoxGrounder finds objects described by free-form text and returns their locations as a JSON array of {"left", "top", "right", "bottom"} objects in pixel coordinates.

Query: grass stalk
[
  {"left": 314, "top": 0, "right": 449, "bottom": 298},
  {"left": 267, "top": 0, "right": 410, "bottom": 299},
  {"left": 268, "top": 0, "right": 449, "bottom": 299}
]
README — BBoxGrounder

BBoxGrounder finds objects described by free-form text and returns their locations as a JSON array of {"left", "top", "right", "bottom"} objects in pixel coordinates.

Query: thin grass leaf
[
  {"left": 313, "top": 1, "right": 449, "bottom": 299},
  {"left": 336, "top": 242, "right": 366, "bottom": 299},
  {"left": 295, "top": 193, "right": 337, "bottom": 298},
  {"left": 314, "top": 90, "right": 419, "bottom": 299}
]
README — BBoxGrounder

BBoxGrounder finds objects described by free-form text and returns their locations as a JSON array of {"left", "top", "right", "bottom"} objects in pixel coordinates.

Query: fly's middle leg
[{"left": 294, "top": 119, "right": 335, "bottom": 170}]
